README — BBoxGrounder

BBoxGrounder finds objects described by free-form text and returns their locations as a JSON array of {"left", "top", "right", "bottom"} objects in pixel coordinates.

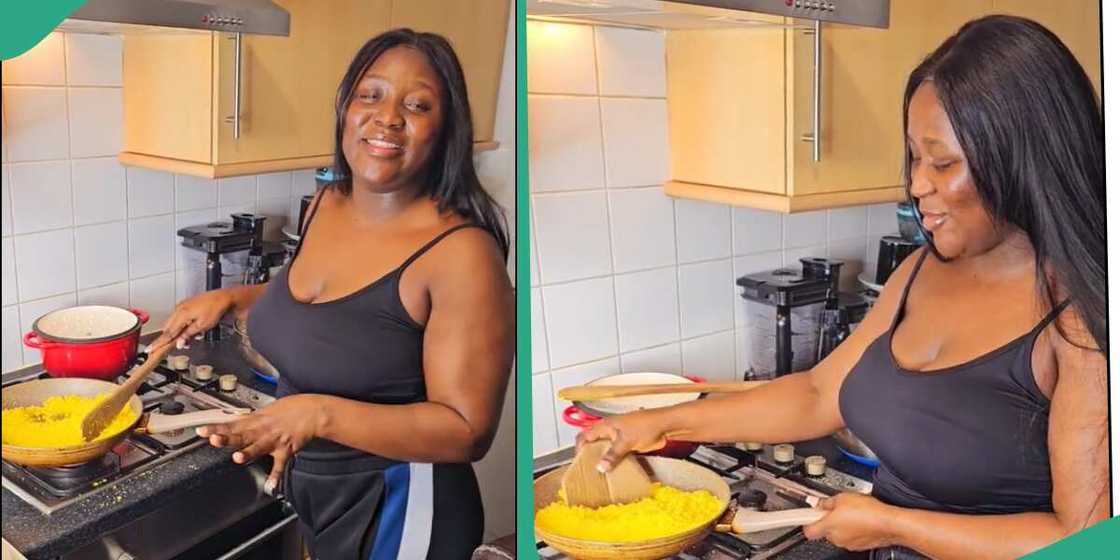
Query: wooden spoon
[
  {"left": 561, "top": 440, "right": 652, "bottom": 508},
  {"left": 558, "top": 380, "right": 769, "bottom": 402},
  {"left": 81, "top": 341, "right": 175, "bottom": 442}
]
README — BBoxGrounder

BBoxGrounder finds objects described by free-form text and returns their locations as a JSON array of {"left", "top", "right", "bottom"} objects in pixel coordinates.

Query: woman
[
  {"left": 581, "top": 16, "right": 1108, "bottom": 560},
  {"left": 154, "top": 29, "right": 514, "bottom": 559}
]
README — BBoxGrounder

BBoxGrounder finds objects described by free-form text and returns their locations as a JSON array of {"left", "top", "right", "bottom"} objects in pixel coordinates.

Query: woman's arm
[
  {"left": 806, "top": 305, "right": 1110, "bottom": 559},
  {"left": 153, "top": 283, "right": 268, "bottom": 347},
  {"left": 583, "top": 251, "right": 923, "bottom": 466}
]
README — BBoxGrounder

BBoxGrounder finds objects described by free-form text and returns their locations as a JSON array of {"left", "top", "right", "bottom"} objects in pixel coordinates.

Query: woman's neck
[
  {"left": 346, "top": 179, "right": 428, "bottom": 226},
  {"left": 949, "top": 228, "right": 1036, "bottom": 282}
]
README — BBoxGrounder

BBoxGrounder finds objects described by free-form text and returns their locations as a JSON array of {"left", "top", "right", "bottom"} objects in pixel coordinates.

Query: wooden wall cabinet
[
  {"left": 665, "top": 0, "right": 1099, "bottom": 212},
  {"left": 120, "top": 0, "right": 509, "bottom": 178}
]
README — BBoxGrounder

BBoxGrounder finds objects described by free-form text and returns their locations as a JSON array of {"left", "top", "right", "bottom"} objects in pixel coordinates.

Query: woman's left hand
[
  {"left": 802, "top": 493, "right": 899, "bottom": 551},
  {"left": 196, "top": 394, "right": 325, "bottom": 493}
]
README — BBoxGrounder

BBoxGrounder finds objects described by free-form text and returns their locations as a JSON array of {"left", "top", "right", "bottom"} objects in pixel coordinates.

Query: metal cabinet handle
[
  {"left": 798, "top": 20, "right": 822, "bottom": 162},
  {"left": 223, "top": 32, "right": 243, "bottom": 139},
  {"left": 214, "top": 512, "right": 299, "bottom": 560}
]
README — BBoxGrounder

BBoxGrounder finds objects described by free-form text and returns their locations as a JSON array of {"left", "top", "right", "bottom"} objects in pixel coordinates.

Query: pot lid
[
  {"left": 574, "top": 372, "right": 700, "bottom": 417},
  {"left": 34, "top": 306, "right": 140, "bottom": 342}
]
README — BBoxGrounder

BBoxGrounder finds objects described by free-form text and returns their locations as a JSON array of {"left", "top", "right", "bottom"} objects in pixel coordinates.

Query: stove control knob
[
  {"left": 773, "top": 443, "right": 795, "bottom": 463},
  {"left": 194, "top": 364, "right": 214, "bottom": 381},
  {"left": 159, "top": 401, "right": 185, "bottom": 415},
  {"left": 219, "top": 374, "right": 239, "bottom": 392},
  {"left": 805, "top": 455, "right": 827, "bottom": 476},
  {"left": 167, "top": 354, "right": 190, "bottom": 371},
  {"left": 743, "top": 442, "right": 763, "bottom": 451}
]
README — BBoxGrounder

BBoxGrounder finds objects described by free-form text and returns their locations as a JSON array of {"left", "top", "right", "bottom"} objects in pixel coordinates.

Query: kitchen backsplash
[
  {"left": 0, "top": 32, "right": 517, "bottom": 375},
  {"left": 527, "top": 22, "right": 900, "bottom": 456}
]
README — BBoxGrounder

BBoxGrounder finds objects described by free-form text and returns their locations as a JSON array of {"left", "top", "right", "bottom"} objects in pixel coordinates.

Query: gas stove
[
  {"left": 535, "top": 443, "right": 873, "bottom": 560},
  {"left": 1, "top": 355, "right": 275, "bottom": 515}
]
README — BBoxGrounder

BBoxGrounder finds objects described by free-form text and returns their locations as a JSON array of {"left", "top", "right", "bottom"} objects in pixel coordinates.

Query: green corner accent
[
  {"left": 516, "top": 0, "right": 536, "bottom": 557},
  {"left": 0, "top": 1, "right": 87, "bottom": 60},
  {"left": 1022, "top": 516, "right": 1119, "bottom": 559}
]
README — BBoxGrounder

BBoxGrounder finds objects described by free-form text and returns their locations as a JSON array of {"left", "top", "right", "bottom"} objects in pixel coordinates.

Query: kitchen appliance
[
  {"left": 22, "top": 307, "right": 150, "bottom": 380},
  {"left": 875, "top": 235, "right": 921, "bottom": 286},
  {"left": 177, "top": 213, "right": 287, "bottom": 341},
  {"left": 534, "top": 442, "right": 873, "bottom": 559},
  {"left": 527, "top": 0, "right": 890, "bottom": 29},
  {"left": 1, "top": 360, "right": 299, "bottom": 560},
  {"left": 59, "top": 0, "right": 290, "bottom": 36}
]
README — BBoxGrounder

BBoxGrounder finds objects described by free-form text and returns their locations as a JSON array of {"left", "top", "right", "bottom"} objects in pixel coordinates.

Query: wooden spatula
[
  {"left": 81, "top": 341, "right": 175, "bottom": 442},
  {"left": 561, "top": 440, "right": 652, "bottom": 508},
  {"left": 558, "top": 380, "right": 769, "bottom": 402},
  {"left": 732, "top": 507, "right": 825, "bottom": 533}
]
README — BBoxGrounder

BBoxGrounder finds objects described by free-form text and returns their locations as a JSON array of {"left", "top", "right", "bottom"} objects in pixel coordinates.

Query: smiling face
[
  {"left": 341, "top": 45, "right": 445, "bottom": 193},
  {"left": 906, "top": 82, "right": 1003, "bottom": 260}
]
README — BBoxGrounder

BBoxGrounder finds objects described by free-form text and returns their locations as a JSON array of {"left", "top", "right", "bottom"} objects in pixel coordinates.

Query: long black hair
[
  {"left": 902, "top": 15, "right": 1106, "bottom": 352},
  {"left": 329, "top": 28, "right": 509, "bottom": 258}
]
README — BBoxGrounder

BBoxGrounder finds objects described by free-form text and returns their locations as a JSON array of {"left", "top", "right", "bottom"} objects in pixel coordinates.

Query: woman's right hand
[
  {"left": 576, "top": 410, "right": 673, "bottom": 473},
  {"left": 152, "top": 290, "right": 234, "bottom": 348}
]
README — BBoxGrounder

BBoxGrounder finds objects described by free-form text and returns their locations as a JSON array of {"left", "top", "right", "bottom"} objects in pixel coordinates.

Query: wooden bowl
[{"left": 534, "top": 456, "right": 731, "bottom": 560}]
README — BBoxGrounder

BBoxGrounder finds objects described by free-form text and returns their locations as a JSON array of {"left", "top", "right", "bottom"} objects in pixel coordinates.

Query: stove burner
[{"left": 24, "top": 453, "right": 120, "bottom": 497}]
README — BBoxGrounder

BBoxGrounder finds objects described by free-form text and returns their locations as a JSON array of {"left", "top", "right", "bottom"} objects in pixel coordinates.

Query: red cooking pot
[
  {"left": 23, "top": 306, "right": 150, "bottom": 380},
  {"left": 561, "top": 375, "right": 706, "bottom": 459}
]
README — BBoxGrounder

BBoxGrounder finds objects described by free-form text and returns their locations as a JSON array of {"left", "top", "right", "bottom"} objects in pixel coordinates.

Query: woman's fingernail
[
  {"left": 233, "top": 452, "right": 244, "bottom": 463},
  {"left": 596, "top": 461, "right": 610, "bottom": 474},
  {"left": 264, "top": 478, "right": 277, "bottom": 494},
  {"left": 195, "top": 427, "right": 206, "bottom": 436}
]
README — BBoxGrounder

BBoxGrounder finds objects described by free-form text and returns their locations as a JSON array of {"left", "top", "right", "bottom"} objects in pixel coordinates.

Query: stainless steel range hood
[
  {"left": 58, "top": 0, "right": 290, "bottom": 36},
  {"left": 527, "top": 0, "right": 889, "bottom": 30}
]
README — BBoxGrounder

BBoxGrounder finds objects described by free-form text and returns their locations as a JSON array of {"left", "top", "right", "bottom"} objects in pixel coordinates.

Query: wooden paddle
[
  {"left": 81, "top": 341, "right": 175, "bottom": 442},
  {"left": 561, "top": 440, "right": 652, "bottom": 508},
  {"left": 557, "top": 380, "right": 769, "bottom": 402}
]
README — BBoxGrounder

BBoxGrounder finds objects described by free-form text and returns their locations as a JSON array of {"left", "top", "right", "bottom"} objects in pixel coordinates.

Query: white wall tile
[
  {"left": 14, "top": 229, "right": 75, "bottom": 301},
  {"left": 175, "top": 209, "right": 217, "bottom": 269},
  {"left": 72, "top": 158, "right": 126, "bottom": 225},
  {"left": 67, "top": 87, "right": 122, "bottom": 158},
  {"left": 257, "top": 172, "right": 291, "bottom": 200},
  {"left": 620, "top": 342, "right": 682, "bottom": 375},
  {"left": 65, "top": 34, "right": 123, "bottom": 86},
  {"left": 865, "top": 237, "right": 882, "bottom": 280},
  {"left": 828, "top": 237, "right": 868, "bottom": 291},
  {"left": 529, "top": 228, "right": 540, "bottom": 286},
  {"left": 783, "top": 210, "right": 827, "bottom": 249},
  {"left": 218, "top": 176, "right": 256, "bottom": 206},
  {"left": 130, "top": 272, "right": 175, "bottom": 334},
  {"left": 176, "top": 267, "right": 205, "bottom": 301},
  {"left": 675, "top": 199, "right": 731, "bottom": 263},
  {"left": 532, "top": 372, "right": 559, "bottom": 456},
  {"left": 2, "top": 306, "right": 23, "bottom": 371},
  {"left": 868, "top": 203, "right": 899, "bottom": 236},
  {"left": 75, "top": 221, "right": 127, "bottom": 290},
  {"left": 608, "top": 187, "right": 675, "bottom": 272},
  {"left": 19, "top": 292, "right": 76, "bottom": 364},
  {"left": 682, "top": 330, "right": 736, "bottom": 381},
  {"left": 528, "top": 96, "right": 604, "bottom": 192},
  {"left": 600, "top": 98, "right": 668, "bottom": 188},
  {"left": 595, "top": 27, "right": 666, "bottom": 97},
  {"left": 551, "top": 356, "right": 621, "bottom": 444},
  {"left": 733, "top": 328, "right": 752, "bottom": 381},
  {"left": 3, "top": 87, "right": 70, "bottom": 161},
  {"left": 533, "top": 191, "right": 611, "bottom": 283},
  {"left": 256, "top": 197, "right": 290, "bottom": 242},
  {"left": 783, "top": 244, "right": 827, "bottom": 267},
  {"left": 126, "top": 167, "right": 173, "bottom": 217},
  {"left": 733, "top": 251, "right": 783, "bottom": 327},
  {"left": 531, "top": 288, "right": 549, "bottom": 373},
  {"left": 175, "top": 175, "right": 217, "bottom": 211},
  {"left": 1, "top": 164, "right": 10, "bottom": 235},
  {"left": 679, "top": 259, "right": 733, "bottom": 338},
  {"left": 614, "top": 267, "right": 679, "bottom": 352},
  {"left": 78, "top": 281, "right": 130, "bottom": 308},
  {"left": 1, "top": 238, "right": 16, "bottom": 306},
  {"left": 733, "top": 208, "right": 782, "bottom": 255},
  {"left": 8, "top": 161, "right": 72, "bottom": 234},
  {"left": 541, "top": 277, "right": 618, "bottom": 368},
  {"left": 128, "top": 215, "right": 174, "bottom": 279},
  {"left": 291, "top": 169, "right": 317, "bottom": 197},
  {"left": 1, "top": 33, "right": 65, "bottom": 85},
  {"left": 828, "top": 206, "right": 867, "bottom": 240},
  {"left": 527, "top": 22, "right": 597, "bottom": 95}
]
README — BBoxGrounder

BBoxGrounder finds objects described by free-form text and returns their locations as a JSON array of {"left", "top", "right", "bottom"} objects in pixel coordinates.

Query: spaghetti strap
[
  {"left": 890, "top": 247, "right": 930, "bottom": 329},
  {"left": 293, "top": 189, "right": 326, "bottom": 258},
  {"left": 1029, "top": 298, "right": 1072, "bottom": 335},
  {"left": 398, "top": 224, "right": 484, "bottom": 273}
]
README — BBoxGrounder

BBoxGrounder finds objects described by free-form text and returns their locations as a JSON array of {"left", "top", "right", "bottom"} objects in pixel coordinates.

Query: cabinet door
[
  {"left": 214, "top": 0, "right": 393, "bottom": 164},
  {"left": 992, "top": 0, "right": 1101, "bottom": 95},
  {"left": 788, "top": 0, "right": 991, "bottom": 197},
  {"left": 389, "top": 0, "right": 511, "bottom": 143}
]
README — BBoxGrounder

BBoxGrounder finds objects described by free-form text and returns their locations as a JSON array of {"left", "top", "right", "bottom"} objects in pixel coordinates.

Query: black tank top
[
  {"left": 248, "top": 195, "right": 481, "bottom": 403},
  {"left": 838, "top": 249, "right": 1067, "bottom": 514}
]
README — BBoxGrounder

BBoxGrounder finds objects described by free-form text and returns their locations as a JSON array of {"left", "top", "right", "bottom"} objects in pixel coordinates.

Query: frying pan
[{"left": 2, "top": 378, "right": 248, "bottom": 468}]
